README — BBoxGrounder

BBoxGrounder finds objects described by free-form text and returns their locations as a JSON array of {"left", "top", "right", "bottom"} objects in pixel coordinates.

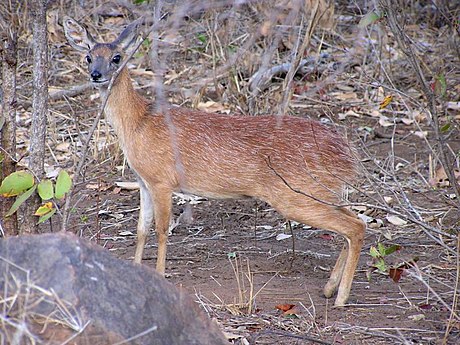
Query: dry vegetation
[{"left": 1, "top": 0, "right": 459, "bottom": 344}]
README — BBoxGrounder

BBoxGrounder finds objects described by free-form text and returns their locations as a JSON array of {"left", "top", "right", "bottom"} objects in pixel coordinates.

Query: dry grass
[{"left": 0, "top": 257, "right": 87, "bottom": 345}]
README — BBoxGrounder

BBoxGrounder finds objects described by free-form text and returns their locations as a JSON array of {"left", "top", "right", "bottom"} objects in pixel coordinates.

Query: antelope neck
[{"left": 103, "top": 68, "right": 148, "bottom": 139}]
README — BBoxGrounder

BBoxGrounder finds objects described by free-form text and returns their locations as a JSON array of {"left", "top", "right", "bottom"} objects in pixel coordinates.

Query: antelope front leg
[
  {"left": 152, "top": 188, "right": 173, "bottom": 275},
  {"left": 134, "top": 179, "right": 154, "bottom": 264}
]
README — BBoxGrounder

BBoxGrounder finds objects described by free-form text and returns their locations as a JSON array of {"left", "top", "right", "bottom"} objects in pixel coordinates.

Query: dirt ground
[{"left": 4, "top": 0, "right": 459, "bottom": 344}]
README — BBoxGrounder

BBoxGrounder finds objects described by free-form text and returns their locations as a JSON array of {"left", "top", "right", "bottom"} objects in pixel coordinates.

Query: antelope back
[{"left": 123, "top": 108, "right": 358, "bottom": 205}]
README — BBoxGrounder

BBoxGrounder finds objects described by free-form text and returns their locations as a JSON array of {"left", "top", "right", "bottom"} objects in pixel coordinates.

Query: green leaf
[
  {"left": 0, "top": 171, "right": 35, "bottom": 197},
  {"left": 369, "top": 246, "right": 380, "bottom": 258},
  {"left": 197, "top": 33, "right": 207, "bottom": 44},
  {"left": 142, "top": 38, "right": 151, "bottom": 48},
  {"left": 384, "top": 244, "right": 401, "bottom": 256},
  {"left": 434, "top": 74, "right": 447, "bottom": 97},
  {"left": 37, "top": 179, "right": 54, "bottom": 200},
  {"left": 5, "top": 185, "right": 37, "bottom": 217},
  {"left": 227, "top": 45, "right": 237, "bottom": 54},
  {"left": 374, "top": 259, "right": 387, "bottom": 273},
  {"left": 55, "top": 170, "right": 72, "bottom": 199},
  {"left": 227, "top": 252, "right": 237, "bottom": 259},
  {"left": 34, "top": 202, "right": 54, "bottom": 216},
  {"left": 377, "top": 242, "right": 386, "bottom": 256},
  {"left": 440, "top": 123, "right": 451, "bottom": 133},
  {"left": 358, "top": 11, "right": 381, "bottom": 28},
  {"left": 38, "top": 208, "right": 56, "bottom": 224}
]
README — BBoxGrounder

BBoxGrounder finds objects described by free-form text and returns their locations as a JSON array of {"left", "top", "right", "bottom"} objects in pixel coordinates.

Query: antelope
[{"left": 63, "top": 16, "right": 365, "bottom": 306}]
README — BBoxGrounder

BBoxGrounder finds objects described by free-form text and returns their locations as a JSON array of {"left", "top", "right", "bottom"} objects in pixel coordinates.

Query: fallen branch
[
  {"left": 50, "top": 82, "right": 93, "bottom": 100},
  {"left": 248, "top": 55, "right": 327, "bottom": 93}
]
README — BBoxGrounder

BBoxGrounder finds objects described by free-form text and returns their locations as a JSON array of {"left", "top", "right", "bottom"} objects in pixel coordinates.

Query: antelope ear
[
  {"left": 113, "top": 17, "right": 144, "bottom": 50},
  {"left": 63, "top": 16, "right": 97, "bottom": 52}
]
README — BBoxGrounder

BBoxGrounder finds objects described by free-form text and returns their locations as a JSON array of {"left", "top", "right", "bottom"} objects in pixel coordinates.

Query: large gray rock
[{"left": 0, "top": 233, "right": 228, "bottom": 345}]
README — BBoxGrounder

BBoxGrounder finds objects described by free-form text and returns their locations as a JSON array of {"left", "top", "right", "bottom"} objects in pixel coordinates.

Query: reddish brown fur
[
  {"left": 64, "top": 17, "right": 365, "bottom": 307},
  {"left": 107, "top": 69, "right": 357, "bottom": 202}
]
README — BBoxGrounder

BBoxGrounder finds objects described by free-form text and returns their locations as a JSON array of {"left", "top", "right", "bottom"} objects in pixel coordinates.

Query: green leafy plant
[
  {"left": 186, "top": 33, "right": 208, "bottom": 53},
  {"left": 432, "top": 73, "right": 447, "bottom": 97},
  {"left": 367, "top": 242, "right": 401, "bottom": 279},
  {"left": 358, "top": 10, "right": 384, "bottom": 28},
  {"left": 0, "top": 169, "right": 72, "bottom": 224},
  {"left": 196, "top": 33, "right": 208, "bottom": 44},
  {"left": 369, "top": 242, "right": 421, "bottom": 283}
]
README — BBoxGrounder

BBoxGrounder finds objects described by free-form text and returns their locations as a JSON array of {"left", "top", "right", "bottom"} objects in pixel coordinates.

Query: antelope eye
[
  {"left": 112, "top": 54, "right": 121, "bottom": 64},
  {"left": 85, "top": 55, "right": 92, "bottom": 64}
]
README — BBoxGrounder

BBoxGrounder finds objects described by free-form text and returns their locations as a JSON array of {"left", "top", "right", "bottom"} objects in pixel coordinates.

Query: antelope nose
[{"left": 91, "top": 70, "right": 102, "bottom": 81}]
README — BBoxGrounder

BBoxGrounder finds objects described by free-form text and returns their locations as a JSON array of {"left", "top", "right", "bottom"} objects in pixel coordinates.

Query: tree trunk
[
  {"left": 0, "top": 2, "right": 19, "bottom": 236},
  {"left": 22, "top": 0, "right": 49, "bottom": 234}
]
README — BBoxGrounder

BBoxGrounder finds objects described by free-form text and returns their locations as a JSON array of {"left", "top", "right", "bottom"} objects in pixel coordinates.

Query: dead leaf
[
  {"left": 55, "top": 142, "right": 70, "bottom": 152},
  {"left": 412, "top": 131, "right": 428, "bottom": 139},
  {"left": 388, "top": 267, "right": 404, "bottom": 282},
  {"left": 412, "top": 110, "right": 427, "bottom": 122},
  {"left": 401, "top": 118, "right": 414, "bottom": 125},
  {"left": 45, "top": 167, "right": 60, "bottom": 179},
  {"left": 112, "top": 187, "right": 122, "bottom": 194},
  {"left": 115, "top": 181, "right": 140, "bottom": 190},
  {"left": 223, "top": 331, "right": 245, "bottom": 341},
  {"left": 379, "top": 116, "right": 394, "bottom": 127},
  {"left": 352, "top": 205, "right": 367, "bottom": 212},
  {"left": 338, "top": 109, "right": 361, "bottom": 120},
  {"left": 256, "top": 225, "right": 273, "bottom": 230},
  {"left": 419, "top": 303, "right": 435, "bottom": 310},
  {"left": 260, "top": 21, "right": 272, "bottom": 36},
  {"left": 197, "top": 101, "right": 230, "bottom": 114},
  {"left": 369, "top": 218, "right": 384, "bottom": 229},
  {"left": 446, "top": 101, "right": 460, "bottom": 110},
  {"left": 358, "top": 213, "right": 373, "bottom": 223},
  {"left": 384, "top": 196, "right": 394, "bottom": 204},
  {"left": 47, "top": 10, "right": 62, "bottom": 43},
  {"left": 429, "top": 167, "right": 460, "bottom": 187},
  {"left": 370, "top": 109, "right": 381, "bottom": 117},
  {"left": 276, "top": 234, "right": 292, "bottom": 241},
  {"left": 131, "top": 69, "right": 154, "bottom": 78},
  {"left": 275, "top": 304, "right": 295, "bottom": 312},
  {"left": 331, "top": 92, "right": 360, "bottom": 102},
  {"left": 283, "top": 307, "right": 300, "bottom": 317},
  {"left": 379, "top": 95, "right": 393, "bottom": 109},
  {"left": 382, "top": 229, "right": 393, "bottom": 240},
  {"left": 386, "top": 215, "right": 408, "bottom": 226},
  {"left": 86, "top": 183, "right": 111, "bottom": 191},
  {"left": 408, "top": 314, "right": 425, "bottom": 321}
]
